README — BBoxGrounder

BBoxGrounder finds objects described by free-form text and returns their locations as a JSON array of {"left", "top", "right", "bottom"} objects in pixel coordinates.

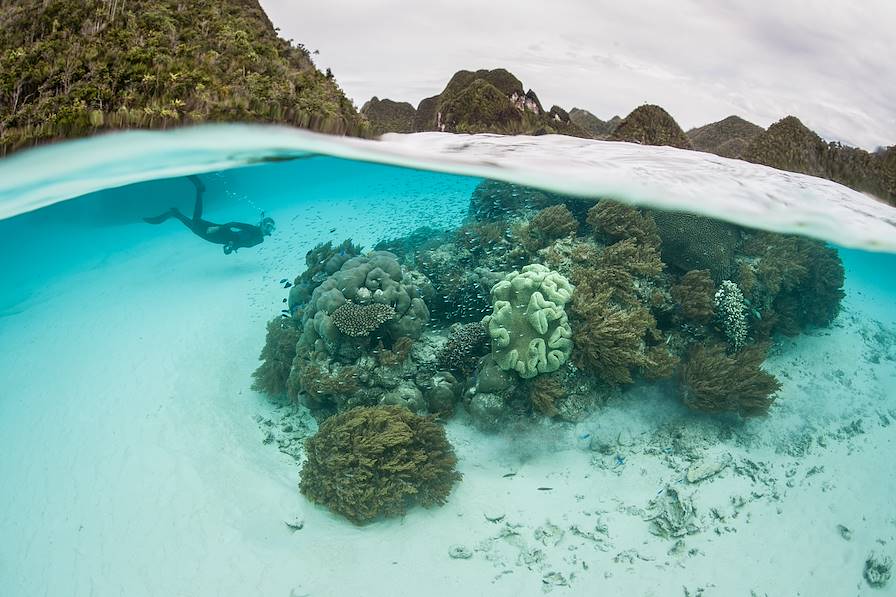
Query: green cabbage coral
[
  {"left": 299, "top": 405, "right": 462, "bottom": 524},
  {"left": 483, "top": 264, "right": 574, "bottom": 379}
]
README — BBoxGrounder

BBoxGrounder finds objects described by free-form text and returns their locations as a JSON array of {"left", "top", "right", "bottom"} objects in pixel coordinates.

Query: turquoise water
[{"left": 1, "top": 129, "right": 895, "bottom": 596}]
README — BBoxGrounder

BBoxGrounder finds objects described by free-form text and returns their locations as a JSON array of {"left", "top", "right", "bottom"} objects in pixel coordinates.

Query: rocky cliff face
[{"left": 0, "top": 0, "right": 367, "bottom": 155}]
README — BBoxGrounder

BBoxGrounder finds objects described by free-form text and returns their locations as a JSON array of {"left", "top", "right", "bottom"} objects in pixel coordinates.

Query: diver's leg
[
  {"left": 189, "top": 175, "right": 205, "bottom": 222},
  {"left": 143, "top": 207, "right": 191, "bottom": 228}
]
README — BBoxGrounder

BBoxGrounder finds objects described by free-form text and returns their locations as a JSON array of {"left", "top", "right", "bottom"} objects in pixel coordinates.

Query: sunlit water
[{"left": 0, "top": 126, "right": 894, "bottom": 596}]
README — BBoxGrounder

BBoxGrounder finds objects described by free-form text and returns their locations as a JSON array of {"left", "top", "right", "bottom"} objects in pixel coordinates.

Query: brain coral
[
  {"left": 298, "top": 251, "right": 430, "bottom": 360},
  {"left": 651, "top": 210, "right": 741, "bottom": 281},
  {"left": 483, "top": 263, "right": 574, "bottom": 379}
]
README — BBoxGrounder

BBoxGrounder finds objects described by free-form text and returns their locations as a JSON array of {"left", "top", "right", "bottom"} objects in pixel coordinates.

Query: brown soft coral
[
  {"left": 571, "top": 286, "right": 656, "bottom": 384},
  {"left": 299, "top": 405, "right": 462, "bottom": 524},
  {"left": 251, "top": 317, "right": 302, "bottom": 396},
  {"left": 529, "top": 374, "right": 566, "bottom": 417},
  {"left": 570, "top": 238, "right": 664, "bottom": 307},
  {"left": 586, "top": 200, "right": 661, "bottom": 247},
  {"left": 288, "top": 362, "right": 359, "bottom": 405},
  {"left": 530, "top": 204, "right": 579, "bottom": 240},
  {"left": 680, "top": 343, "right": 781, "bottom": 416},
  {"left": 749, "top": 234, "right": 845, "bottom": 333},
  {"left": 670, "top": 270, "right": 716, "bottom": 323}
]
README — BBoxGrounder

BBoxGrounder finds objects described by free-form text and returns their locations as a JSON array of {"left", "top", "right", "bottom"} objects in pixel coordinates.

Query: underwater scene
[{"left": 1, "top": 126, "right": 895, "bottom": 596}]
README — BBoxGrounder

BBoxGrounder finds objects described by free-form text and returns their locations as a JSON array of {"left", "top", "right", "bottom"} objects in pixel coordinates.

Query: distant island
[
  {"left": 1, "top": 1, "right": 893, "bottom": 205},
  {"left": 364, "top": 71, "right": 895, "bottom": 205}
]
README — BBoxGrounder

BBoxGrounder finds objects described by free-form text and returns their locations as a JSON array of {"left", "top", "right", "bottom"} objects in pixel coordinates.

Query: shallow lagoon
[{"left": 1, "top": 129, "right": 895, "bottom": 596}]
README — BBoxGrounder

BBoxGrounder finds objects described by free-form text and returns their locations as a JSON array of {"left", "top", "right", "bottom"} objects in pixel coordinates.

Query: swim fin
[{"left": 143, "top": 209, "right": 175, "bottom": 225}]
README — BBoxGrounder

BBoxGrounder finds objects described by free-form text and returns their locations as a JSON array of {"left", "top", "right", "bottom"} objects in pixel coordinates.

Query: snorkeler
[{"left": 143, "top": 175, "right": 275, "bottom": 254}]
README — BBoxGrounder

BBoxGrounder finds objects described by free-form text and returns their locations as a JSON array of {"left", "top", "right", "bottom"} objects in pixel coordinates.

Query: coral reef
[
  {"left": 253, "top": 172, "right": 849, "bottom": 459},
  {"left": 436, "top": 322, "right": 489, "bottom": 375},
  {"left": 670, "top": 270, "right": 716, "bottom": 323},
  {"left": 299, "top": 406, "right": 462, "bottom": 524},
  {"left": 680, "top": 343, "right": 781, "bottom": 416},
  {"left": 714, "top": 281, "right": 748, "bottom": 351},
  {"left": 289, "top": 363, "right": 360, "bottom": 413},
  {"left": 251, "top": 317, "right": 301, "bottom": 396},
  {"left": 483, "top": 264, "right": 575, "bottom": 379}
]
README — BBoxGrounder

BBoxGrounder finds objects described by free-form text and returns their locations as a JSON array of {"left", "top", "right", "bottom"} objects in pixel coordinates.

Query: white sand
[{"left": 1, "top": 172, "right": 895, "bottom": 596}]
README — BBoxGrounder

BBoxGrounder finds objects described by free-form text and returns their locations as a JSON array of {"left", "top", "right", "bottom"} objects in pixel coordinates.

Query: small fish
[
  {"left": 283, "top": 281, "right": 293, "bottom": 289},
  {"left": 279, "top": 278, "right": 287, "bottom": 284},
  {"left": 281, "top": 309, "right": 290, "bottom": 314},
  {"left": 280, "top": 314, "right": 290, "bottom": 318},
  {"left": 329, "top": 227, "right": 336, "bottom": 233},
  {"left": 502, "top": 473, "right": 516, "bottom": 478},
  {"left": 537, "top": 487, "right": 553, "bottom": 491},
  {"left": 282, "top": 298, "right": 287, "bottom": 303}
]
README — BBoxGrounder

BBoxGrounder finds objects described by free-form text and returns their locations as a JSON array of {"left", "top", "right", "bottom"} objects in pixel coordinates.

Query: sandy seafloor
[{"left": 1, "top": 157, "right": 895, "bottom": 597}]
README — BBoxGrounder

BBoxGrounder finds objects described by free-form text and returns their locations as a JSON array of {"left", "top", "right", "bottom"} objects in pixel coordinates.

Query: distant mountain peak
[{"left": 610, "top": 104, "right": 692, "bottom": 149}]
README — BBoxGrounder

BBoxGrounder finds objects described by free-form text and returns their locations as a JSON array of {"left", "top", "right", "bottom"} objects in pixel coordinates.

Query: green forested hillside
[{"left": 0, "top": 0, "right": 367, "bottom": 155}]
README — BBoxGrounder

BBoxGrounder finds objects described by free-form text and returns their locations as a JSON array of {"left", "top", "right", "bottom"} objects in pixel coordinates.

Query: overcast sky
[{"left": 261, "top": 0, "right": 895, "bottom": 150}]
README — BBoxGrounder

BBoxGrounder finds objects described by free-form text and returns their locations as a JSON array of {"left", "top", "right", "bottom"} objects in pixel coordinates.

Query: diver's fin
[{"left": 143, "top": 209, "right": 175, "bottom": 225}]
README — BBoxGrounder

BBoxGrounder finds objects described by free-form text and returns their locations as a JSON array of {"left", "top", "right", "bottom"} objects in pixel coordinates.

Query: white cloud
[{"left": 261, "top": 0, "right": 896, "bottom": 149}]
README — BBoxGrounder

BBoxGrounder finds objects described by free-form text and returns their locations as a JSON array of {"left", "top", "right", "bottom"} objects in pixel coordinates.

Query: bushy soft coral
[
  {"left": 586, "top": 200, "right": 660, "bottom": 247},
  {"left": 670, "top": 270, "right": 716, "bottom": 323},
  {"left": 251, "top": 317, "right": 302, "bottom": 396},
  {"left": 680, "top": 343, "right": 781, "bottom": 416},
  {"left": 299, "top": 405, "right": 462, "bottom": 524},
  {"left": 570, "top": 286, "right": 656, "bottom": 384},
  {"left": 755, "top": 235, "right": 845, "bottom": 332},
  {"left": 528, "top": 373, "right": 566, "bottom": 417},
  {"left": 528, "top": 204, "right": 579, "bottom": 243},
  {"left": 288, "top": 362, "right": 360, "bottom": 406}
]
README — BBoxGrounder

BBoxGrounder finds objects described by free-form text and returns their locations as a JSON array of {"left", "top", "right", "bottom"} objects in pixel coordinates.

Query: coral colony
[{"left": 252, "top": 182, "right": 845, "bottom": 524}]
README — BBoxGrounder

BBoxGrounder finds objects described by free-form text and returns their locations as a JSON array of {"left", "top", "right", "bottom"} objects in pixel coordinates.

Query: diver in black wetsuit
[{"left": 143, "top": 175, "right": 275, "bottom": 254}]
